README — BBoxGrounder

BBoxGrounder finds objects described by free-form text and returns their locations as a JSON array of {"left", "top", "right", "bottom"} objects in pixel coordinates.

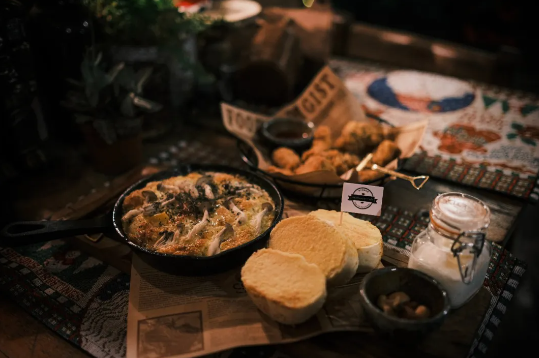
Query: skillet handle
[
  {"left": 0, "top": 215, "right": 112, "bottom": 246},
  {"left": 236, "top": 139, "right": 259, "bottom": 170}
]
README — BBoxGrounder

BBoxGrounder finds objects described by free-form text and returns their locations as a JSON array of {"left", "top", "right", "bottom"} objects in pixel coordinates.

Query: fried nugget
[
  {"left": 314, "top": 125, "right": 332, "bottom": 145},
  {"left": 324, "top": 150, "right": 347, "bottom": 174},
  {"left": 267, "top": 166, "right": 294, "bottom": 176},
  {"left": 334, "top": 122, "right": 385, "bottom": 155},
  {"left": 315, "top": 150, "right": 361, "bottom": 175},
  {"left": 295, "top": 155, "right": 336, "bottom": 175},
  {"left": 334, "top": 135, "right": 364, "bottom": 155},
  {"left": 272, "top": 147, "right": 301, "bottom": 170},
  {"left": 342, "top": 152, "right": 361, "bottom": 169},
  {"left": 302, "top": 125, "right": 332, "bottom": 161},
  {"left": 372, "top": 140, "right": 401, "bottom": 167}
]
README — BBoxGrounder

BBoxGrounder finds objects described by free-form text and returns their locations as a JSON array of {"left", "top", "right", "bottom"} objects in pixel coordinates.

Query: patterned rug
[{"left": 330, "top": 58, "right": 539, "bottom": 201}]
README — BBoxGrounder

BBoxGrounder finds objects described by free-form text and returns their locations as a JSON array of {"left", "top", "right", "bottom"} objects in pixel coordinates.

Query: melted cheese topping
[{"left": 122, "top": 172, "right": 276, "bottom": 256}]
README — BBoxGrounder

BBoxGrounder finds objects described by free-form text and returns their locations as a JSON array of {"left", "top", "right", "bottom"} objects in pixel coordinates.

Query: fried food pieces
[
  {"left": 301, "top": 125, "right": 332, "bottom": 160},
  {"left": 372, "top": 140, "right": 401, "bottom": 167},
  {"left": 334, "top": 122, "right": 384, "bottom": 156},
  {"left": 320, "top": 150, "right": 360, "bottom": 175},
  {"left": 272, "top": 147, "right": 300, "bottom": 170},
  {"left": 295, "top": 155, "right": 336, "bottom": 175},
  {"left": 267, "top": 166, "right": 294, "bottom": 176},
  {"left": 268, "top": 121, "right": 401, "bottom": 180}
]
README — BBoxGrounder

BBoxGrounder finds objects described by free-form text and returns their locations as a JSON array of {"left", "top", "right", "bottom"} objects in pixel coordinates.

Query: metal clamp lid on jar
[{"left": 429, "top": 193, "right": 490, "bottom": 284}]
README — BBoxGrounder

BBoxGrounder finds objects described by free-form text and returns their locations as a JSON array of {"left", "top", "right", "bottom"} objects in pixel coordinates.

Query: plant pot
[{"left": 80, "top": 123, "right": 143, "bottom": 175}]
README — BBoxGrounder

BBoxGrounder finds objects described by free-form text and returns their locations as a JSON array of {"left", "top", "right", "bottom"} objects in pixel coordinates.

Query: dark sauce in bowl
[
  {"left": 260, "top": 118, "right": 314, "bottom": 151},
  {"left": 273, "top": 129, "right": 311, "bottom": 140}
]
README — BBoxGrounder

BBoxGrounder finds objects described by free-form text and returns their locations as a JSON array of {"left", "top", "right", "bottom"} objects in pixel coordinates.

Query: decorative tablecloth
[
  {"left": 2, "top": 59, "right": 536, "bottom": 358},
  {"left": 0, "top": 207, "right": 526, "bottom": 358},
  {"left": 330, "top": 58, "right": 539, "bottom": 201},
  {"left": 0, "top": 138, "right": 527, "bottom": 358}
]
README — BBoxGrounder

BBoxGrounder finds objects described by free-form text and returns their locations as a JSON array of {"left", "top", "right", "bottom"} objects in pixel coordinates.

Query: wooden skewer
[
  {"left": 355, "top": 153, "right": 430, "bottom": 190},
  {"left": 355, "top": 153, "right": 373, "bottom": 172}
]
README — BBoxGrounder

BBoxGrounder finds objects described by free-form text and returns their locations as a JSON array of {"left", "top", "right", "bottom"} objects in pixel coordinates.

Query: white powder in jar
[{"left": 408, "top": 240, "right": 490, "bottom": 308}]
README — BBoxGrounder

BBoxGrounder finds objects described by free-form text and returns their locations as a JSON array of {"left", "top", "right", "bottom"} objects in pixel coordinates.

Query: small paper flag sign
[{"left": 341, "top": 183, "right": 384, "bottom": 217}]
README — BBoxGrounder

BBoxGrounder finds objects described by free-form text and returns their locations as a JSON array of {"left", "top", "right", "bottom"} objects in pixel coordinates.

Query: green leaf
[
  {"left": 135, "top": 67, "right": 153, "bottom": 94},
  {"left": 85, "top": 0, "right": 216, "bottom": 46},
  {"left": 86, "top": 85, "right": 99, "bottom": 108},
  {"left": 107, "top": 62, "right": 126, "bottom": 82},
  {"left": 120, "top": 94, "right": 135, "bottom": 117},
  {"left": 113, "top": 81, "right": 120, "bottom": 97},
  {"left": 132, "top": 95, "right": 163, "bottom": 112},
  {"left": 303, "top": 0, "right": 315, "bottom": 7},
  {"left": 521, "top": 138, "right": 537, "bottom": 146},
  {"left": 66, "top": 78, "right": 84, "bottom": 87},
  {"left": 115, "top": 66, "right": 136, "bottom": 91},
  {"left": 80, "top": 57, "right": 93, "bottom": 83},
  {"left": 74, "top": 114, "right": 95, "bottom": 124},
  {"left": 506, "top": 133, "right": 518, "bottom": 139},
  {"left": 94, "top": 51, "right": 103, "bottom": 66},
  {"left": 93, "top": 119, "right": 117, "bottom": 145},
  {"left": 90, "top": 66, "right": 112, "bottom": 94}
]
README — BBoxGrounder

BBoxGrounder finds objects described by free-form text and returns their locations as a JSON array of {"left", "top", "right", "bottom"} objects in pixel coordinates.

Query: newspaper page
[
  {"left": 126, "top": 254, "right": 375, "bottom": 358},
  {"left": 126, "top": 200, "right": 376, "bottom": 358}
]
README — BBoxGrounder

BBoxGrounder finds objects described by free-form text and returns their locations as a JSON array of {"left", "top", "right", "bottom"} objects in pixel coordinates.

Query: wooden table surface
[{"left": 0, "top": 124, "right": 526, "bottom": 358}]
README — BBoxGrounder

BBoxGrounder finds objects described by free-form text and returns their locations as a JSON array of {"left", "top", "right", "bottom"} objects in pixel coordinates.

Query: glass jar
[{"left": 408, "top": 192, "right": 491, "bottom": 309}]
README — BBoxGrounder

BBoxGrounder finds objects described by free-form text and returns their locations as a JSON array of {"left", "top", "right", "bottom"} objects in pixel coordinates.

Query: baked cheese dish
[{"left": 121, "top": 172, "right": 275, "bottom": 256}]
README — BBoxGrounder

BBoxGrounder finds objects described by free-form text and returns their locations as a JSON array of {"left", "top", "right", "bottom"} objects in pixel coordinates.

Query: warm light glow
[
  {"left": 431, "top": 44, "right": 457, "bottom": 58},
  {"left": 175, "top": 0, "right": 209, "bottom": 13},
  {"left": 381, "top": 32, "right": 413, "bottom": 45}
]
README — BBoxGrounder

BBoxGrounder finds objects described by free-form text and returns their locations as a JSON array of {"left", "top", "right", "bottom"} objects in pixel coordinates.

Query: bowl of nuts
[{"left": 359, "top": 267, "right": 450, "bottom": 343}]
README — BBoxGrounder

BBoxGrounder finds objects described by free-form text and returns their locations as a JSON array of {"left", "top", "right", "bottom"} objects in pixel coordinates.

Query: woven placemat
[
  {"left": 0, "top": 136, "right": 527, "bottom": 358},
  {"left": 329, "top": 58, "right": 539, "bottom": 202}
]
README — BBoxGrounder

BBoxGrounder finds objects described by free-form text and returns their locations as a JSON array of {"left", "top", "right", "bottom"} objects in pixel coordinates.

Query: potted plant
[
  {"left": 62, "top": 48, "right": 162, "bottom": 175},
  {"left": 83, "top": 0, "right": 217, "bottom": 107}
]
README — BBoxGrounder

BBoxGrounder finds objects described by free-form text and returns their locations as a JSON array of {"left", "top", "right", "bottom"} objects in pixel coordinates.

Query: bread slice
[
  {"left": 309, "top": 210, "right": 383, "bottom": 273},
  {"left": 269, "top": 215, "right": 359, "bottom": 286},
  {"left": 241, "top": 249, "right": 327, "bottom": 325}
]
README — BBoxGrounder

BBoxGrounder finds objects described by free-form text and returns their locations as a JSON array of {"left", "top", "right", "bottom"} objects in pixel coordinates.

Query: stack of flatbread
[{"left": 241, "top": 210, "right": 382, "bottom": 325}]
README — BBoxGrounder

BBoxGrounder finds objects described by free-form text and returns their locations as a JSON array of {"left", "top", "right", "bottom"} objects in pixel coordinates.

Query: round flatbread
[
  {"left": 241, "top": 249, "right": 326, "bottom": 325},
  {"left": 269, "top": 215, "right": 359, "bottom": 286},
  {"left": 309, "top": 209, "right": 383, "bottom": 272}
]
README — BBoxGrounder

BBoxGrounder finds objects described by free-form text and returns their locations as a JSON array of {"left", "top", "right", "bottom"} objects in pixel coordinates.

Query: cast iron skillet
[{"left": 0, "top": 164, "right": 284, "bottom": 275}]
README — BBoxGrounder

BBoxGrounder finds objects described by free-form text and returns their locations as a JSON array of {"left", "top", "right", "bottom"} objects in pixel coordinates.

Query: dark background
[{"left": 331, "top": 0, "right": 539, "bottom": 93}]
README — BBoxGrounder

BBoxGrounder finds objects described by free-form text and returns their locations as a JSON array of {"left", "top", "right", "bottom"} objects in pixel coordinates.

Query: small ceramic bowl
[
  {"left": 359, "top": 267, "right": 450, "bottom": 344},
  {"left": 260, "top": 118, "right": 314, "bottom": 151}
]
